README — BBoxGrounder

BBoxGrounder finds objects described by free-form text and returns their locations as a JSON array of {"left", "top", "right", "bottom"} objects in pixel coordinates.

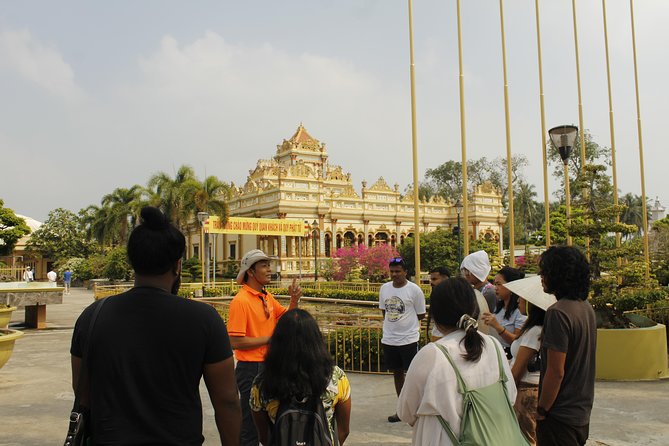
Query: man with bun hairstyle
[
  {"left": 70, "top": 207, "right": 241, "bottom": 445},
  {"left": 228, "top": 249, "right": 302, "bottom": 446}
]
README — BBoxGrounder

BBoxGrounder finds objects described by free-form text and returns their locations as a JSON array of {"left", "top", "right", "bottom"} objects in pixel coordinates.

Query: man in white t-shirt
[
  {"left": 379, "top": 257, "right": 426, "bottom": 423},
  {"left": 47, "top": 269, "right": 57, "bottom": 283}
]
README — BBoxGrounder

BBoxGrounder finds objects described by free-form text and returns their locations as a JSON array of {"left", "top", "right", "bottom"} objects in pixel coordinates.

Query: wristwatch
[{"left": 537, "top": 406, "right": 549, "bottom": 417}]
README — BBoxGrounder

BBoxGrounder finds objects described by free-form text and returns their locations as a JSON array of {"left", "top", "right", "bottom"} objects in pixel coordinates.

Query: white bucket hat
[
  {"left": 236, "top": 249, "right": 270, "bottom": 285},
  {"left": 460, "top": 250, "right": 491, "bottom": 282}
]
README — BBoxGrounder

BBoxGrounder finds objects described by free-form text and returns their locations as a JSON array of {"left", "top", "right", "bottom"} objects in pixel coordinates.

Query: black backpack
[{"left": 270, "top": 395, "right": 334, "bottom": 446}]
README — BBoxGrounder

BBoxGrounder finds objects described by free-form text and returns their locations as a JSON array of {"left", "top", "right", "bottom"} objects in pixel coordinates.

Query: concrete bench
[{"left": 0, "top": 283, "right": 64, "bottom": 329}]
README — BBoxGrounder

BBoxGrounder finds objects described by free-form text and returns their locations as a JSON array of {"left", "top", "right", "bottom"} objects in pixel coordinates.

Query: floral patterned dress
[{"left": 250, "top": 366, "right": 351, "bottom": 443}]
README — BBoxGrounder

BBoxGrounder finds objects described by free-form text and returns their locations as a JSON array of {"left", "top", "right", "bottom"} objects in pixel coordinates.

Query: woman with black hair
[
  {"left": 482, "top": 266, "right": 527, "bottom": 355},
  {"left": 397, "top": 278, "right": 518, "bottom": 445},
  {"left": 250, "top": 309, "right": 352, "bottom": 445},
  {"left": 510, "top": 297, "right": 546, "bottom": 446}
]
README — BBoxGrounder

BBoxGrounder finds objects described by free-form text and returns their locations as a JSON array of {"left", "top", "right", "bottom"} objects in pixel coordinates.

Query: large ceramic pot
[
  {"left": 0, "top": 328, "right": 24, "bottom": 369},
  {"left": 596, "top": 314, "right": 669, "bottom": 381},
  {"left": 0, "top": 306, "right": 17, "bottom": 328}
]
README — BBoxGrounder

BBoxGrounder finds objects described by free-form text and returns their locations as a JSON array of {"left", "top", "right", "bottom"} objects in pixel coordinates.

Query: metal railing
[
  {"left": 200, "top": 295, "right": 430, "bottom": 374},
  {"left": 94, "top": 280, "right": 432, "bottom": 300},
  {"left": 93, "top": 285, "right": 432, "bottom": 373},
  {"left": 0, "top": 267, "right": 25, "bottom": 281}
]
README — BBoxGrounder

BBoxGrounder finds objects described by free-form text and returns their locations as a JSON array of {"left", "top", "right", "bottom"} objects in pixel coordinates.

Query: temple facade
[{"left": 199, "top": 124, "right": 506, "bottom": 278}]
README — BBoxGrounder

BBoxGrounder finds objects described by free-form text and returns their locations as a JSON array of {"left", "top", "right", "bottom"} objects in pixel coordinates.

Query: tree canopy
[
  {"left": 0, "top": 199, "right": 31, "bottom": 256},
  {"left": 26, "top": 208, "right": 93, "bottom": 260}
]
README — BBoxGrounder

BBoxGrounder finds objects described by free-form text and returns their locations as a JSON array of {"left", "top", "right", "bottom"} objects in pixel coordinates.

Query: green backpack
[{"left": 434, "top": 339, "right": 531, "bottom": 446}]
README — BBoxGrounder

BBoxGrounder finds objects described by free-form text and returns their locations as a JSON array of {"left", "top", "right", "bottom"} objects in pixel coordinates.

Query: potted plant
[
  {"left": 0, "top": 304, "right": 17, "bottom": 328},
  {"left": 569, "top": 165, "right": 669, "bottom": 380}
]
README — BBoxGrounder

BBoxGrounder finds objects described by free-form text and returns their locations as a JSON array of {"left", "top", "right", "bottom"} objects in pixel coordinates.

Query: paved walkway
[{"left": 0, "top": 288, "right": 667, "bottom": 445}]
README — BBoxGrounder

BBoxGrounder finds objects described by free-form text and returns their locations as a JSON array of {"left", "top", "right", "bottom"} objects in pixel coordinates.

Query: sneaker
[{"left": 388, "top": 414, "right": 401, "bottom": 423}]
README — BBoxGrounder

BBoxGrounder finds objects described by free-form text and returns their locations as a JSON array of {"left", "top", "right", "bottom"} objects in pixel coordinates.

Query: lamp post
[
  {"left": 548, "top": 125, "right": 578, "bottom": 246},
  {"left": 455, "top": 199, "right": 463, "bottom": 266},
  {"left": 312, "top": 220, "right": 319, "bottom": 282},
  {"left": 197, "top": 211, "right": 209, "bottom": 290}
]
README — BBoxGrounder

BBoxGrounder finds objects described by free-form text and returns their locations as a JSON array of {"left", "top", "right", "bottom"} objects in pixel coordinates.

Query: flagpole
[
  {"left": 456, "top": 0, "right": 470, "bottom": 257},
  {"left": 499, "top": 0, "right": 515, "bottom": 266},
  {"left": 534, "top": 0, "right": 551, "bottom": 247},
  {"left": 629, "top": 0, "right": 650, "bottom": 279},
  {"left": 407, "top": 0, "right": 422, "bottom": 283},
  {"left": 602, "top": 0, "right": 621, "bottom": 270}
]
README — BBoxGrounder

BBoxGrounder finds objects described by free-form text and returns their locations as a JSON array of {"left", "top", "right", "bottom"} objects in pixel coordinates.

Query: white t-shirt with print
[{"left": 379, "top": 281, "right": 426, "bottom": 346}]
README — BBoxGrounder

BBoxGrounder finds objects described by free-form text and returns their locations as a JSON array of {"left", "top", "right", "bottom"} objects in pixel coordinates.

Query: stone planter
[
  {"left": 0, "top": 306, "right": 17, "bottom": 328},
  {"left": 0, "top": 328, "right": 24, "bottom": 369},
  {"left": 596, "top": 319, "right": 669, "bottom": 381}
]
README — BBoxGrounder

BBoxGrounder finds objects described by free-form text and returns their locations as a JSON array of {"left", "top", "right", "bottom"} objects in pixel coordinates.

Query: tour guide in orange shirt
[{"left": 228, "top": 249, "right": 302, "bottom": 446}]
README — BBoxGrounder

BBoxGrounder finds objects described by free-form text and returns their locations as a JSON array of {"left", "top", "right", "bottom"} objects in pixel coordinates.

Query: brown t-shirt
[{"left": 539, "top": 298, "right": 597, "bottom": 426}]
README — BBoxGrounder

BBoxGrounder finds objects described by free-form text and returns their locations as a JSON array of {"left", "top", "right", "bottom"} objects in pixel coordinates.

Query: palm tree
[
  {"left": 182, "top": 175, "right": 231, "bottom": 282},
  {"left": 147, "top": 165, "right": 197, "bottom": 230},
  {"left": 79, "top": 205, "right": 112, "bottom": 246},
  {"left": 620, "top": 193, "right": 648, "bottom": 238},
  {"left": 514, "top": 181, "right": 539, "bottom": 243},
  {"left": 101, "top": 185, "right": 144, "bottom": 246}
]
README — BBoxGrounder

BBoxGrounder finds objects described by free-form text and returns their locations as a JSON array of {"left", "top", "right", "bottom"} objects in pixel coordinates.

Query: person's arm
[
  {"left": 287, "top": 278, "right": 302, "bottom": 310},
  {"left": 229, "top": 335, "right": 271, "bottom": 351},
  {"left": 536, "top": 348, "right": 566, "bottom": 420},
  {"left": 334, "top": 397, "right": 352, "bottom": 445},
  {"left": 203, "top": 357, "right": 241, "bottom": 446},
  {"left": 251, "top": 410, "right": 272, "bottom": 446},
  {"left": 510, "top": 346, "right": 537, "bottom": 387},
  {"left": 70, "top": 355, "right": 90, "bottom": 407},
  {"left": 482, "top": 313, "right": 520, "bottom": 344}
]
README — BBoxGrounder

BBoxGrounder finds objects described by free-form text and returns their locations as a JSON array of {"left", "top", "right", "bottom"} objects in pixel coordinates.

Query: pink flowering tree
[
  {"left": 332, "top": 244, "right": 365, "bottom": 281},
  {"left": 332, "top": 243, "right": 400, "bottom": 282},
  {"left": 360, "top": 243, "right": 400, "bottom": 282}
]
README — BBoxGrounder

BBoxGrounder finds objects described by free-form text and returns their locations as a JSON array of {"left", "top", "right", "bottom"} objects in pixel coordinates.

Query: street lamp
[
  {"left": 549, "top": 125, "right": 578, "bottom": 246},
  {"left": 312, "top": 220, "right": 319, "bottom": 282},
  {"left": 454, "top": 199, "right": 463, "bottom": 266},
  {"left": 197, "top": 211, "right": 209, "bottom": 290}
]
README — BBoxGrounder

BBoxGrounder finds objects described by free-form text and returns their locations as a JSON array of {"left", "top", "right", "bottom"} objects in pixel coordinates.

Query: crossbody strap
[{"left": 72, "top": 297, "right": 107, "bottom": 410}]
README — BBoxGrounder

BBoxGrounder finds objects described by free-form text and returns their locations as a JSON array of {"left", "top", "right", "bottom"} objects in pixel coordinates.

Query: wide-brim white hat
[
  {"left": 502, "top": 275, "right": 556, "bottom": 311},
  {"left": 235, "top": 249, "right": 270, "bottom": 285}
]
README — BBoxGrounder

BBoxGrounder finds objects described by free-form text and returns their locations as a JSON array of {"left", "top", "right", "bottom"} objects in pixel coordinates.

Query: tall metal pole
[
  {"left": 571, "top": 0, "right": 590, "bottom": 257},
  {"left": 407, "top": 0, "right": 422, "bottom": 283},
  {"left": 200, "top": 223, "right": 205, "bottom": 290},
  {"left": 564, "top": 162, "right": 573, "bottom": 246},
  {"left": 602, "top": 0, "right": 621, "bottom": 270},
  {"left": 630, "top": 0, "right": 650, "bottom": 279},
  {"left": 457, "top": 213, "right": 462, "bottom": 266},
  {"left": 456, "top": 0, "right": 470, "bottom": 256},
  {"left": 499, "top": 0, "right": 515, "bottom": 266},
  {"left": 313, "top": 229, "right": 318, "bottom": 282},
  {"left": 298, "top": 237, "right": 303, "bottom": 280},
  {"left": 535, "top": 0, "right": 551, "bottom": 247}
]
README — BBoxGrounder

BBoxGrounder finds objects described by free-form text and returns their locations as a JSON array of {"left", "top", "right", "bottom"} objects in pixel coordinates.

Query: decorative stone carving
[{"left": 369, "top": 177, "right": 393, "bottom": 192}]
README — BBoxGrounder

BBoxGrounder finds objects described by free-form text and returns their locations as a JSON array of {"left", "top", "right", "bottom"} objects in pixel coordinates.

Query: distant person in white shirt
[
  {"left": 23, "top": 266, "right": 34, "bottom": 282},
  {"left": 379, "top": 257, "right": 426, "bottom": 423},
  {"left": 47, "top": 269, "right": 57, "bottom": 284}
]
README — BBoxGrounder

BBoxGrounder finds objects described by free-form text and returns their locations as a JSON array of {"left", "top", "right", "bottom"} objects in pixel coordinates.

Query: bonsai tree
[{"left": 568, "top": 164, "right": 666, "bottom": 326}]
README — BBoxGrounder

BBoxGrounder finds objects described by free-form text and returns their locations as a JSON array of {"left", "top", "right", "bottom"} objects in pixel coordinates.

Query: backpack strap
[
  {"left": 489, "top": 337, "right": 507, "bottom": 384},
  {"left": 434, "top": 343, "right": 465, "bottom": 446},
  {"left": 434, "top": 343, "right": 469, "bottom": 394}
]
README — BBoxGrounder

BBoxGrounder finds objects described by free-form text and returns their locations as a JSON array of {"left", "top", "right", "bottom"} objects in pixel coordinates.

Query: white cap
[
  {"left": 236, "top": 249, "right": 270, "bottom": 284},
  {"left": 460, "top": 250, "right": 491, "bottom": 282}
]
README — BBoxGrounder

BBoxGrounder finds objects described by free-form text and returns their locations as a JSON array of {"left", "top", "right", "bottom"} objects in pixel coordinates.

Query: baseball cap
[{"left": 236, "top": 249, "right": 270, "bottom": 284}]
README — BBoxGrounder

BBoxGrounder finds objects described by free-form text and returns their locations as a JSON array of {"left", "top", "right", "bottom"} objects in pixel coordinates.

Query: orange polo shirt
[{"left": 227, "top": 284, "right": 288, "bottom": 362}]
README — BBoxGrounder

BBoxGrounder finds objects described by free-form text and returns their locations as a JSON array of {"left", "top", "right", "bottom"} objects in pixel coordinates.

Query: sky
[{"left": 0, "top": 0, "right": 667, "bottom": 222}]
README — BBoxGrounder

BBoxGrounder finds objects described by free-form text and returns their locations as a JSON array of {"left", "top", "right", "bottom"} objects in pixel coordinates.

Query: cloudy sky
[{"left": 1, "top": 0, "right": 667, "bottom": 222}]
